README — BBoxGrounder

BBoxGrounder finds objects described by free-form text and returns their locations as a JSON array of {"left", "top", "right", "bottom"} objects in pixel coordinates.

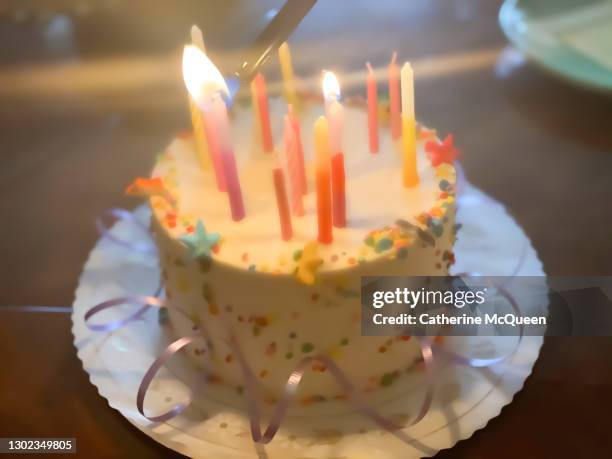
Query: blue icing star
[{"left": 179, "top": 220, "right": 220, "bottom": 259}]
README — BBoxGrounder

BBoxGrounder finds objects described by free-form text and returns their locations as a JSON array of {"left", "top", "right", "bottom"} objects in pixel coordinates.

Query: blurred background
[{"left": 0, "top": 0, "right": 611, "bottom": 457}]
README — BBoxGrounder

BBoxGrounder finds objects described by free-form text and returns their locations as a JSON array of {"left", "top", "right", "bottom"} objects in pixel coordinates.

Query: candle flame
[
  {"left": 322, "top": 71, "right": 341, "bottom": 102},
  {"left": 182, "top": 45, "right": 229, "bottom": 107}
]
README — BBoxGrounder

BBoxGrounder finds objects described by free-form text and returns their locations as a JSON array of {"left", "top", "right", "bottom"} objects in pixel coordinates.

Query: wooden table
[{"left": 1, "top": 0, "right": 611, "bottom": 457}]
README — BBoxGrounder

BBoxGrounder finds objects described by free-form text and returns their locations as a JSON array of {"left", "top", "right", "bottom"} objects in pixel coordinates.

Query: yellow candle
[
  {"left": 187, "top": 26, "right": 210, "bottom": 170},
  {"left": 189, "top": 97, "right": 211, "bottom": 169},
  {"left": 278, "top": 42, "right": 300, "bottom": 110},
  {"left": 401, "top": 62, "right": 419, "bottom": 188}
]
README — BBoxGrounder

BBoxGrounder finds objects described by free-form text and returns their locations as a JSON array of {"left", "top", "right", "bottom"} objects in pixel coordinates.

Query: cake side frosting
[{"left": 150, "top": 101, "right": 457, "bottom": 409}]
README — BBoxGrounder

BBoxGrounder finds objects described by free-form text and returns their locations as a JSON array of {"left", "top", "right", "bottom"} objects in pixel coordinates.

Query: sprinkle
[
  {"left": 296, "top": 242, "right": 323, "bottom": 285},
  {"left": 248, "top": 264, "right": 256, "bottom": 271},
  {"left": 285, "top": 352, "right": 294, "bottom": 359},
  {"left": 265, "top": 342, "right": 277, "bottom": 356},
  {"left": 255, "top": 316, "right": 269, "bottom": 327},
  {"left": 289, "top": 332, "right": 297, "bottom": 339},
  {"left": 380, "top": 372, "right": 397, "bottom": 387},
  {"left": 259, "top": 370, "right": 268, "bottom": 378},
  {"left": 375, "top": 238, "right": 393, "bottom": 253},
  {"left": 301, "top": 342, "right": 314, "bottom": 353},
  {"left": 340, "top": 338, "right": 349, "bottom": 346},
  {"left": 241, "top": 252, "right": 249, "bottom": 262},
  {"left": 347, "top": 257, "right": 356, "bottom": 265}
]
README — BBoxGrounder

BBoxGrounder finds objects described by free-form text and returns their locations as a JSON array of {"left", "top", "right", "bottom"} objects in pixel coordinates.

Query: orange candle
[
  {"left": 331, "top": 153, "right": 346, "bottom": 228},
  {"left": 314, "top": 116, "right": 332, "bottom": 244},
  {"left": 388, "top": 51, "right": 401, "bottom": 140},
  {"left": 253, "top": 73, "right": 274, "bottom": 153},
  {"left": 366, "top": 62, "right": 379, "bottom": 154},
  {"left": 273, "top": 166, "right": 292, "bottom": 241}
]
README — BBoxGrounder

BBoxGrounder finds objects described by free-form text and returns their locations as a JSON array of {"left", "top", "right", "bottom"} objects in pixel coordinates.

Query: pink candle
[
  {"left": 210, "top": 94, "right": 245, "bottom": 221},
  {"left": 331, "top": 153, "right": 346, "bottom": 228},
  {"left": 388, "top": 51, "right": 401, "bottom": 140},
  {"left": 283, "top": 115, "right": 304, "bottom": 216},
  {"left": 288, "top": 105, "right": 307, "bottom": 194},
  {"left": 202, "top": 112, "right": 227, "bottom": 191},
  {"left": 253, "top": 73, "right": 274, "bottom": 153},
  {"left": 273, "top": 166, "right": 293, "bottom": 241},
  {"left": 366, "top": 62, "right": 379, "bottom": 154}
]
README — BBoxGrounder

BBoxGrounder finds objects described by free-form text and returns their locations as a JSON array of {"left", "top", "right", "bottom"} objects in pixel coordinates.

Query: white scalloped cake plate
[{"left": 72, "top": 181, "right": 544, "bottom": 459}]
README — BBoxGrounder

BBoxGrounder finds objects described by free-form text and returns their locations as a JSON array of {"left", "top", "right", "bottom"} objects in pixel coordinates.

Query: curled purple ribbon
[{"left": 95, "top": 208, "right": 157, "bottom": 254}]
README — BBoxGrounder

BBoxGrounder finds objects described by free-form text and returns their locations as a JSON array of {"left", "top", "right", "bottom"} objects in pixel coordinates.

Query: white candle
[
  {"left": 190, "top": 25, "right": 206, "bottom": 53},
  {"left": 322, "top": 71, "right": 344, "bottom": 155},
  {"left": 400, "top": 62, "right": 414, "bottom": 119}
]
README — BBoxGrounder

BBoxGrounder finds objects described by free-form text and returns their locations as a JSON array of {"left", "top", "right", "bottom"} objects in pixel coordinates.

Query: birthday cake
[
  {"left": 132, "top": 43, "right": 459, "bottom": 411},
  {"left": 144, "top": 108, "right": 456, "bottom": 409}
]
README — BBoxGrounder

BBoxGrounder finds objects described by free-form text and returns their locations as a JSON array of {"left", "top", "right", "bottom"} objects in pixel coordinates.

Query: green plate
[{"left": 499, "top": 0, "right": 612, "bottom": 91}]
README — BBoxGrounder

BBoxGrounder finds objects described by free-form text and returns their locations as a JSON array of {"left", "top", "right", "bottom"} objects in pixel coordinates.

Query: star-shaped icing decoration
[
  {"left": 179, "top": 220, "right": 220, "bottom": 260},
  {"left": 126, "top": 177, "right": 177, "bottom": 207},
  {"left": 296, "top": 241, "right": 323, "bottom": 285},
  {"left": 425, "top": 134, "right": 461, "bottom": 167}
]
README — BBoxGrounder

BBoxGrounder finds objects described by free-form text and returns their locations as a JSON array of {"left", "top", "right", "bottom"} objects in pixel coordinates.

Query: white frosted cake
[{"left": 146, "top": 99, "right": 457, "bottom": 409}]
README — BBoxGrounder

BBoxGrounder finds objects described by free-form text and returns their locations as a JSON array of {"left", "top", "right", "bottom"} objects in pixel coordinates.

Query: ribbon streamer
[{"left": 95, "top": 208, "right": 157, "bottom": 254}]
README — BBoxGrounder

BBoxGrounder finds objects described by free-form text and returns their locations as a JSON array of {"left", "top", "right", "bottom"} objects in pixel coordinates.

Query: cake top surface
[{"left": 149, "top": 99, "right": 456, "bottom": 274}]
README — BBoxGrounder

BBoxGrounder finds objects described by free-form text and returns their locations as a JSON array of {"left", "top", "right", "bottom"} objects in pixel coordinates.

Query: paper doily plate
[{"left": 72, "top": 181, "right": 544, "bottom": 458}]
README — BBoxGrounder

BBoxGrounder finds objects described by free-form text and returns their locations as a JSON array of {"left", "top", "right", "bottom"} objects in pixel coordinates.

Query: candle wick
[{"left": 391, "top": 51, "right": 398, "bottom": 66}]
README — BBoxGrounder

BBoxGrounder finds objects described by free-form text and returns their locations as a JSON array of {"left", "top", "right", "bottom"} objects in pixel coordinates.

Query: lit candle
[
  {"left": 211, "top": 93, "right": 246, "bottom": 220},
  {"left": 388, "top": 51, "right": 401, "bottom": 140},
  {"left": 366, "top": 62, "right": 379, "bottom": 154},
  {"left": 322, "top": 71, "right": 346, "bottom": 228},
  {"left": 401, "top": 62, "right": 419, "bottom": 188},
  {"left": 272, "top": 157, "right": 293, "bottom": 241},
  {"left": 252, "top": 73, "right": 274, "bottom": 153},
  {"left": 283, "top": 114, "right": 304, "bottom": 216},
  {"left": 322, "top": 71, "right": 344, "bottom": 154},
  {"left": 183, "top": 45, "right": 245, "bottom": 220},
  {"left": 186, "top": 26, "right": 210, "bottom": 170},
  {"left": 183, "top": 45, "right": 227, "bottom": 190},
  {"left": 278, "top": 42, "right": 300, "bottom": 110},
  {"left": 314, "top": 116, "right": 333, "bottom": 244},
  {"left": 288, "top": 105, "right": 307, "bottom": 194}
]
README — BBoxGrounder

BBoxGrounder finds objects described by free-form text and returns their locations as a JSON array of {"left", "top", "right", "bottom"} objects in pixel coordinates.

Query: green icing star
[{"left": 179, "top": 220, "right": 220, "bottom": 259}]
